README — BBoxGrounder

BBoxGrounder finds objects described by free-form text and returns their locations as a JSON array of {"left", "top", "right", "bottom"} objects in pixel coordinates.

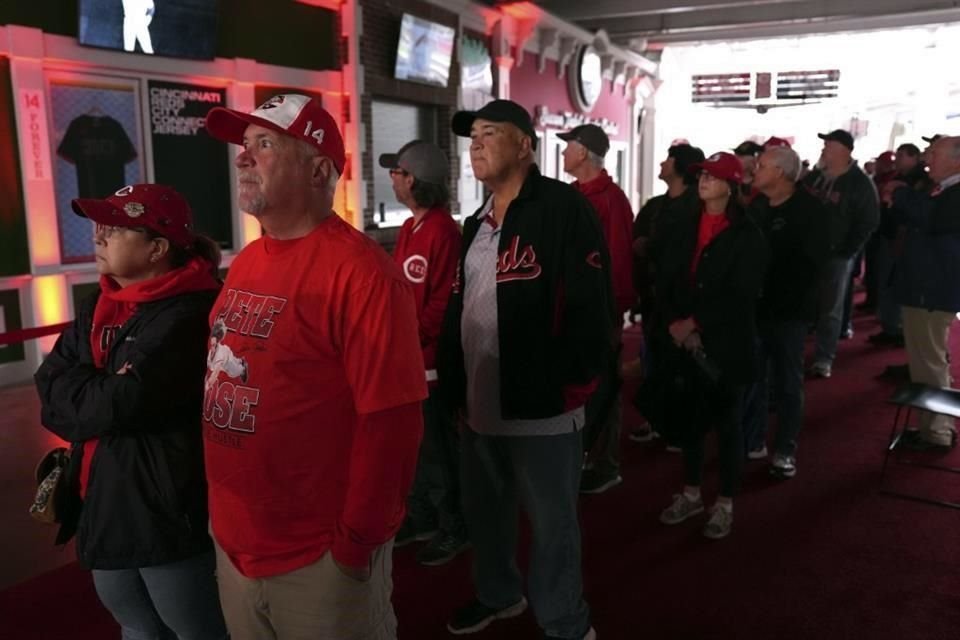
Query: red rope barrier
[{"left": 0, "top": 322, "right": 72, "bottom": 346}]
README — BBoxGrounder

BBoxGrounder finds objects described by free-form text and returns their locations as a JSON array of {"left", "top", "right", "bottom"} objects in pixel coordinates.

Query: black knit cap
[{"left": 452, "top": 99, "right": 538, "bottom": 151}]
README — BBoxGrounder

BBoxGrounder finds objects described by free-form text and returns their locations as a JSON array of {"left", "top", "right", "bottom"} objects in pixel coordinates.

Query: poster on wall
[
  {"left": 0, "top": 57, "right": 30, "bottom": 277},
  {"left": 49, "top": 78, "right": 144, "bottom": 263},
  {"left": 0, "top": 289, "right": 26, "bottom": 365},
  {"left": 148, "top": 80, "right": 232, "bottom": 248}
]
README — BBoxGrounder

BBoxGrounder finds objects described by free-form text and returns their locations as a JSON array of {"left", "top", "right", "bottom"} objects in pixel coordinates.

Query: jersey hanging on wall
[{"left": 57, "top": 114, "right": 138, "bottom": 198}]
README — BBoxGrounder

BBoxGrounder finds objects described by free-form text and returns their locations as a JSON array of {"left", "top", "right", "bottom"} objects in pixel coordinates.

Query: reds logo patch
[
  {"left": 258, "top": 95, "right": 285, "bottom": 110},
  {"left": 403, "top": 255, "right": 428, "bottom": 283},
  {"left": 497, "top": 236, "right": 542, "bottom": 283}
]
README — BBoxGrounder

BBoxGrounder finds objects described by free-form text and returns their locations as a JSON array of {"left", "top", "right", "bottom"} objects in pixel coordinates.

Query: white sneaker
[
  {"left": 703, "top": 505, "right": 733, "bottom": 539},
  {"left": 807, "top": 362, "right": 832, "bottom": 378},
  {"left": 770, "top": 455, "right": 797, "bottom": 478},
  {"left": 660, "top": 493, "right": 704, "bottom": 525},
  {"left": 747, "top": 445, "right": 768, "bottom": 460}
]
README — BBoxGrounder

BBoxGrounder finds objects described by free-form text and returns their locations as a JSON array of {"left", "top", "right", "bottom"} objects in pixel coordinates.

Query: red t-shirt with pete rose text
[{"left": 203, "top": 214, "right": 427, "bottom": 578}]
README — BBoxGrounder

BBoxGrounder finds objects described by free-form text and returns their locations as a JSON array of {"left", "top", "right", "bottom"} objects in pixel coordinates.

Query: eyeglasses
[
  {"left": 388, "top": 168, "right": 409, "bottom": 177},
  {"left": 94, "top": 224, "right": 148, "bottom": 239}
]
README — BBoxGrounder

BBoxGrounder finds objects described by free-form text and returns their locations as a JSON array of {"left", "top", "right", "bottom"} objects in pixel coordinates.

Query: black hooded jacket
[{"left": 35, "top": 289, "right": 217, "bottom": 570}]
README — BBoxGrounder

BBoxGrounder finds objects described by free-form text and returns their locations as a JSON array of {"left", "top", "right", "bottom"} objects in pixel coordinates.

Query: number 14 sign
[{"left": 19, "top": 90, "right": 52, "bottom": 182}]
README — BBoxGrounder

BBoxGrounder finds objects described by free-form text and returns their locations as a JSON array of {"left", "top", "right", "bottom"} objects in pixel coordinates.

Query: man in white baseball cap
[{"left": 202, "top": 94, "right": 427, "bottom": 640}]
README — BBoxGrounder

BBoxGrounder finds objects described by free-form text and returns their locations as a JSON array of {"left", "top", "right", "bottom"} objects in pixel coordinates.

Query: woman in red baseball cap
[
  {"left": 653, "top": 152, "right": 769, "bottom": 540},
  {"left": 35, "top": 184, "right": 227, "bottom": 639}
]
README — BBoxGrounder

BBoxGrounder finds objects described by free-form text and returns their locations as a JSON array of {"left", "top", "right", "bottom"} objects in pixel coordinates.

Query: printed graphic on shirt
[
  {"left": 403, "top": 254, "right": 428, "bottom": 284},
  {"left": 496, "top": 236, "right": 542, "bottom": 283},
  {"left": 203, "top": 289, "right": 287, "bottom": 441}
]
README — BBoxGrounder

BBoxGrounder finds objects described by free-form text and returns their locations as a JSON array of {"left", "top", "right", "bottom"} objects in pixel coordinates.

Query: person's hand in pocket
[{"left": 334, "top": 557, "right": 371, "bottom": 582}]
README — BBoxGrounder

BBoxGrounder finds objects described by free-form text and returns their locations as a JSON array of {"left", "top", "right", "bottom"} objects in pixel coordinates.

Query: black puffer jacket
[
  {"left": 35, "top": 289, "right": 217, "bottom": 570},
  {"left": 656, "top": 205, "right": 769, "bottom": 384}
]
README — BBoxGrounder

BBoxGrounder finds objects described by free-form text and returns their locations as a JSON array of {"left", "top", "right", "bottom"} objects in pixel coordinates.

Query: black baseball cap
[
  {"left": 452, "top": 99, "right": 538, "bottom": 150},
  {"left": 818, "top": 129, "right": 854, "bottom": 150},
  {"left": 732, "top": 141, "right": 764, "bottom": 157},
  {"left": 922, "top": 134, "right": 945, "bottom": 144},
  {"left": 557, "top": 124, "right": 609, "bottom": 157}
]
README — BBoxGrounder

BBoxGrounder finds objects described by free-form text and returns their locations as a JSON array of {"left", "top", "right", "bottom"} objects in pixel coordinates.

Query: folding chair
[{"left": 880, "top": 382, "right": 960, "bottom": 509}]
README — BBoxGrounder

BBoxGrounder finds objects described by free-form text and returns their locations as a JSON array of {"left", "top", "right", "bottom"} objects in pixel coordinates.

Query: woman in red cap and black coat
[
  {"left": 35, "top": 184, "right": 227, "bottom": 639},
  {"left": 653, "top": 152, "right": 769, "bottom": 540}
]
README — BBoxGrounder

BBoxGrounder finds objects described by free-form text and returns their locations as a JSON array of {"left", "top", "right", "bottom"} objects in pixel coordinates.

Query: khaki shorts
[{"left": 213, "top": 539, "right": 397, "bottom": 640}]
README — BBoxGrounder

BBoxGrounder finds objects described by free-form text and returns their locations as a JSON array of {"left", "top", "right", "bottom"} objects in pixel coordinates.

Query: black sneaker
[
  {"left": 899, "top": 430, "right": 957, "bottom": 452},
  {"left": 395, "top": 518, "right": 438, "bottom": 548},
  {"left": 868, "top": 331, "right": 905, "bottom": 347},
  {"left": 877, "top": 363, "right": 910, "bottom": 381},
  {"left": 545, "top": 627, "right": 597, "bottom": 640},
  {"left": 447, "top": 597, "right": 528, "bottom": 635},
  {"left": 579, "top": 469, "right": 623, "bottom": 495},
  {"left": 416, "top": 531, "right": 470, "bottom": 566},
  {"left": 627, "top": 424, "right": 659, "bottom": 443}
]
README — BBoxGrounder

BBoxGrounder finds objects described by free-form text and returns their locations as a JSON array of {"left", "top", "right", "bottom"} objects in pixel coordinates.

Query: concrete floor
[{"left": 0, "top": 383, "right": 76, "bottom": 590}]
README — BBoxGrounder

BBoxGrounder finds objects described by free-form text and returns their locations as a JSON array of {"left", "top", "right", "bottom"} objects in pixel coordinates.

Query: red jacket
[
  {"left": 393, "top": 207, "right": 462, "bottom": 377},
  {"left": 574, "top": 170, "right": 636, "bottom": 314}
]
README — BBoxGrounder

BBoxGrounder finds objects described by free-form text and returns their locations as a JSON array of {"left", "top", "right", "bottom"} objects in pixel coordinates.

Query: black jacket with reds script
[
  {"left": 438, "top": 165, "right": 614, "bottom": 420},
  {"left": 35, "top": 286, "right": 219, "bottom": 570}
]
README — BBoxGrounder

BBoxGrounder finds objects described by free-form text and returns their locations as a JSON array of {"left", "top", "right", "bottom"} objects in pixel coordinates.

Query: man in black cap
[
  {"left": 802, "top": 129, "right": 879, "bottom": 378},
  {"left": 438, "top": 99, "right": 609, "bottom": 640},
  {"left": 559, "top": 124, "right": 635, "bottom": 495},
  {"left": 629, "top": 142, "right": 705, "bottom": 446},
  {"left": 733, "top": 140, "right": 764, "bottom": 207}
]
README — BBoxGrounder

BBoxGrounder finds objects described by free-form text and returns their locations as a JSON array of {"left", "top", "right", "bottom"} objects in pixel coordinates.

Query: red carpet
[{"left": 3, "top": 308, "right": 960, "bottom": 639}]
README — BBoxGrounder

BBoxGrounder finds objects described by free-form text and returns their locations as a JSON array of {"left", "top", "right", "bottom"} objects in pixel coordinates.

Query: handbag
[{"left": 29, "top": 447, "right": 71, "bottom": 524}]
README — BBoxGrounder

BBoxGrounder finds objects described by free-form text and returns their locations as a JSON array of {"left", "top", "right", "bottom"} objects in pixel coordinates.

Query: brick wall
[{"left": 359, "top": 0, "right": 460, "bottom": 247}]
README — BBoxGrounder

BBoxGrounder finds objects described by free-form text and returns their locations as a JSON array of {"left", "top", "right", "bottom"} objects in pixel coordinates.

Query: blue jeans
[
  {"left": 815, "top": 257, "right": 854, "bottom": 365},
  {"left": 584, "top": 328, "right": 624, "bottom": 475},
  {"left": 407, "top": 388, "right": 465, "bottom": 535},
  {"left": 460, "top": 427, "right": 590, "bottom": 639},
  {"left": 91, "top": 552, "right": 227, "bottom": 640},
  {"left": 744, "top": 320, "right": 807, "bottom": 457}
]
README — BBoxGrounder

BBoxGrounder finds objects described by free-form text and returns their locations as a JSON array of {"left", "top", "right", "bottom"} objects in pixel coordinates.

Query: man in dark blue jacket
[
  {"left": 888, "top": 136, "right": 960, "bottom": 450},
  {"left": 439, "top": 100, "right": 610, "bottom": 640}
]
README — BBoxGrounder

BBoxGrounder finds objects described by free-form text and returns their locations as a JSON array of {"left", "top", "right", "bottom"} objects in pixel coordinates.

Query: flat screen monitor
[
  {"left": 78, "top": 0, "right": 218, "bottom": 60},
  {"left": 394, "top": 14, "right": 455, "bottom": 88}
]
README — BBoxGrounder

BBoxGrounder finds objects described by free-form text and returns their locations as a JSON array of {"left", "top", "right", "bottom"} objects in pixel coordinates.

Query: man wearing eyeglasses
[{"left": 379, "top": 141, "right": 467, "bottom": 567}]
